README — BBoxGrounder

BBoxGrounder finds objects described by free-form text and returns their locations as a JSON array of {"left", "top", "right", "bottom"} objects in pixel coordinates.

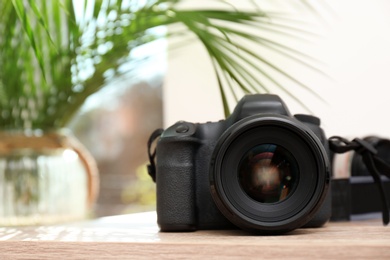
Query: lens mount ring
[{"left": 209, "top": 114, "right": 330, "bottom": 234}]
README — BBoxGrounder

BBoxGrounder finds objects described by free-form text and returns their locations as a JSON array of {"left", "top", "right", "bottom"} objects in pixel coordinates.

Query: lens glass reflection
[{"left": 238, "top": 144, "right": 299, "bottom": 203}]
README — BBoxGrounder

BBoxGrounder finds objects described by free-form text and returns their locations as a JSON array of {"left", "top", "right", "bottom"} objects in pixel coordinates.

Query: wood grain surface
[{"left": 0, "top": 212, "right": 389, "bottom": 259}]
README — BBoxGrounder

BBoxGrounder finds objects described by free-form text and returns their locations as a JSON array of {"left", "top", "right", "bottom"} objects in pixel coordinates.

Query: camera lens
[
  {"left": 210, "top": 114, "right": 330, "bottom": 234},
  {"left": 238, "top": 144, "right": 299, "bottom": 204}
]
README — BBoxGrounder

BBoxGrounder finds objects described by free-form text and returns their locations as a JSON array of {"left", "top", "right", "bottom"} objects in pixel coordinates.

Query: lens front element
[
  {"left": 238, "top": 144, "right": 299, "bottom": 204},
  {"left": 210, "top": 115, "right": 330, "bottom": 234}
]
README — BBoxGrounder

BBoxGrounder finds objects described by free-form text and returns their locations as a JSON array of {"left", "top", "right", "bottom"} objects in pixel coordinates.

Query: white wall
[{"left": 164, "top": 0, "right": 390, "bottom": 139}]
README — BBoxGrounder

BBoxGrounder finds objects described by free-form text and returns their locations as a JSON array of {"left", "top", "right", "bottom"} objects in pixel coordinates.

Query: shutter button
[{"left": 176, "top": 124, "right": 189, "bottom": 133}]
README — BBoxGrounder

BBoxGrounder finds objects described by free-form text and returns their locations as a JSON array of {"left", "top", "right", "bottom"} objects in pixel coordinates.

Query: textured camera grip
[{"left": 156, "top": 139, "right": 198, "bottom": 231}]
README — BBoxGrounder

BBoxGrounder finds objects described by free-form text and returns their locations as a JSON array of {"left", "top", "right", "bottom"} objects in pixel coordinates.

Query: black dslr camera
[{"left": 154, "top": 94, "right": 331, "bottom": 234}]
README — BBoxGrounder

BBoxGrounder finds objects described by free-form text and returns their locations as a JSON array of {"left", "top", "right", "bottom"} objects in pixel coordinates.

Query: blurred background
[
  {"left": 165, "top": 0, "right": 390, "bottom": 138},
  {"left": 67, "top": 0, "right": 390, "bottom": 217},
  {"left": 69, "top": 77, "right": 163, "bottom": 216}
]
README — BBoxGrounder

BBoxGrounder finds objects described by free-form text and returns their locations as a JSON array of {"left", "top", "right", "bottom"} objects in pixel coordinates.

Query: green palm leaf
[{"left": 0, "top": 0, "right": 326, "bottom": 130}]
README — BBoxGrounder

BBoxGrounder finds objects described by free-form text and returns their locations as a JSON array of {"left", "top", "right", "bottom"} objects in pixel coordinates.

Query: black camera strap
[
  {"left": 147, "top": 128, "right": 164, "bottom": 182},
  {"left": 329, "top": 136, "right": 390, "bottom": 225}
]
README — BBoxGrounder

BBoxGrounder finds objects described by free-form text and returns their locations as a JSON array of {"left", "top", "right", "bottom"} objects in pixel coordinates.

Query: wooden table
[{"left": 0, "top": 211, "right": 389, "bottom": 259}]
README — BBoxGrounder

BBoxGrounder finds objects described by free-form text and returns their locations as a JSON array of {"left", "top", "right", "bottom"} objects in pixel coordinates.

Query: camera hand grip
[{"left": 156, "top": 138, "right": 199, "bottom": 231}]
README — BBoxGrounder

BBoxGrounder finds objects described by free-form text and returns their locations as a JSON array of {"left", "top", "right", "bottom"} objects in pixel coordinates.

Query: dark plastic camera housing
[{"left": 155, "top": 94, "right": 331, "bottom": 234}]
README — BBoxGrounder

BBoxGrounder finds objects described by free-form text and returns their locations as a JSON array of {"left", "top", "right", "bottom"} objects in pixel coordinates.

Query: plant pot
[{"left": 0, "top": 129, "right": 99, "bottom": 226}]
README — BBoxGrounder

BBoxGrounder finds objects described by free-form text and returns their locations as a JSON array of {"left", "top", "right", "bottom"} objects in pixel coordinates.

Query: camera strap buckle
[
  {"left": 147, "top": 128, "right": 164, "bottom": 182},
  {"left": 329, "top": 136, "right": 390, "bottom": 225}
]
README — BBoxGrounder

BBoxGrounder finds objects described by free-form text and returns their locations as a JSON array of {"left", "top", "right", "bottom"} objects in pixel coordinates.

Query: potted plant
[{"left": 0, "top": 0, "right": 322, "bottom": 225}]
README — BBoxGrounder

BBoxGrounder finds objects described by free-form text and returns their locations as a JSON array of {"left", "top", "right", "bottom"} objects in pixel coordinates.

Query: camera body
[{"left": 156, "top": 94, "right": 331, "bottom": 234}]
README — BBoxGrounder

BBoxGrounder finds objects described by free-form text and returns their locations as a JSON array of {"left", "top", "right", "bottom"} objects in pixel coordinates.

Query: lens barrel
[{"left": 210, "top": 114, "right": 330, "bottom": 234}]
